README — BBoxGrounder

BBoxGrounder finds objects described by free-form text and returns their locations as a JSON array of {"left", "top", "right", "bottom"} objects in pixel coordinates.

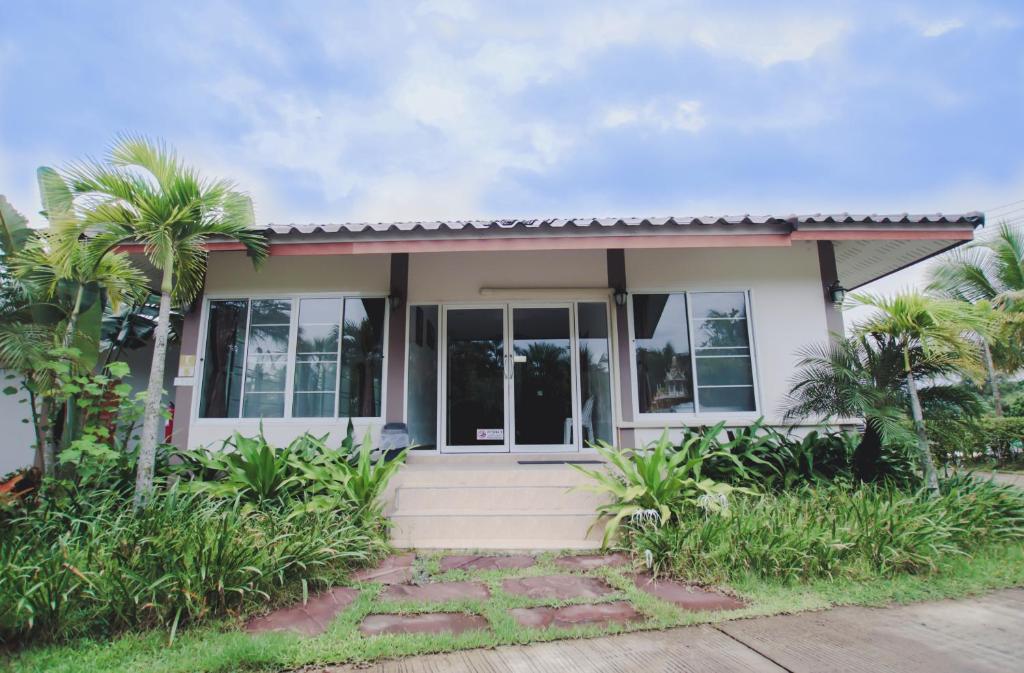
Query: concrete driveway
[{"left": 322, "top": 588, "right": 1024, "bottom": 673}]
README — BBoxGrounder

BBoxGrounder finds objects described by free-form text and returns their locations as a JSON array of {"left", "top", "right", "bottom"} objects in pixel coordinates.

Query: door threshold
[{"left": 516, "top": 459, "right": 603, "bottom": 465}]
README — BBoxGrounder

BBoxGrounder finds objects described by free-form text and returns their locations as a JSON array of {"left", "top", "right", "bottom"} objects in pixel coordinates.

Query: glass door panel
[
  {"left": 444, "top": 307, "right": 508, "bottom": 451},
  {"left": 511, "top": 306, "right": 575, "bottom": 451}
]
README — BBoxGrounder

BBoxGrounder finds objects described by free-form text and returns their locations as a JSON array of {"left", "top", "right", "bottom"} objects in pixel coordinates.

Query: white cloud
[
  {"left": 918, "top": 18, "right": 965, "bottom": 38},
  {"left": 600, "top": 99, "right": 707, "bottom": 133}
]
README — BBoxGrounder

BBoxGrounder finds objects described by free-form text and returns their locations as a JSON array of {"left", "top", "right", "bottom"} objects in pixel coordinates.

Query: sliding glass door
[{"left": 443, "top": 306, "right": 508, "bottom": 452}]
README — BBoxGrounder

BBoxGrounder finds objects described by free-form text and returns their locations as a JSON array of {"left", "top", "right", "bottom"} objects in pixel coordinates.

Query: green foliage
[
  {"left": 572, "top": 432, "right": 750, "bottom": 547},
  {"left": 0, "top": 486, "right": 384, "bottom": 646},
  {"left": 928, "top": 416, "right": 1024, "bottom": 466},
  {"left": 177, "top": 426, "right": 406, "bottom": 525},
  {"left": 632, "top": 478, "right": 1024, "bottom": 583}
]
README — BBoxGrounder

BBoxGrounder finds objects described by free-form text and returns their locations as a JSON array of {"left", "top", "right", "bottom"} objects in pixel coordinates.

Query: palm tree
[
  {"left": 59, "top": 137, "right": 268, "bottom": 506},
  {"left": 848, "top": 292, "right": 994, "bottom": 494},
  {"left": 927, "top": 222, "right": 1024, "bottom": 415},
  {"left": 784, "top": 334, "right": 983, "bottom": 482},
  {"left": 1, "top": 191, "right": 147, "bottom": 475}
]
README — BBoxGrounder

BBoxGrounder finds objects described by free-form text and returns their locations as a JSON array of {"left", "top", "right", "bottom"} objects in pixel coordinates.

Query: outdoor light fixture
[
  {"left": 388, "top": 294, "right": 403, "bottom": 311},
  {"left": 827, "top": 280, "right": 847, "bottom": 306},
  {"left": 613, "top": 288, "right": 628, "bottom": 307}
]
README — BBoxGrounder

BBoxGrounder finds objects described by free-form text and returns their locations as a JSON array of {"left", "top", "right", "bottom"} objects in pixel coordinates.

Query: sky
[{"left": 1, "top": 0, "right": 1023, "bottom": 302}]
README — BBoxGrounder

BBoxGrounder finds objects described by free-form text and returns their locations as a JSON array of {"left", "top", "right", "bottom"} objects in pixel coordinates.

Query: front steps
[{"left": 385, "top": 454, "right": 609, "bottom": 550}]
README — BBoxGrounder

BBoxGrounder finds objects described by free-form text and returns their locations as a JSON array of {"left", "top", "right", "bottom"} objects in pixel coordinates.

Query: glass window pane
[
  {"left": 298, "top": 324, "right": 339, "bottom": 354},
  {"left": 244, "top": 354, "right": 287, "bottom": 392},
  {"left": 695, "top": 357, "right": 754, "bottom": 386},
  {"left": 199, "top": 299, "right": 248, "bottom": 418},
  {"left": 294, "top": 358, "right": 338, "bottom": 392},
  {"left": 339, "top": 298, "right": 385, "bottom": 417},
  {"left": 407, "top": 306, "right": 439, "bottom": 449},
  {"left": 633, "top": 294, "right": 693, "bottom": 413},
  {"left": 446, "top": 307, "right": 505, "bottom": 446},
  {"left": 248, "top": 325, "right": 290, "bottom": 354},
  {"left": 697, "top": 386, "right": 755, "bottom": 412},
  {"left": 299, "top": 297, "right": 342, "bottom": 324},
  {"left": 250, "top": 299, "right": 291, "bottom": 325},
  {"left": 242, "top": 392, "right": 285, "bottom": 418},
  {"left": 577, "top": 302, "right": 614, "bottom": 445},
  {"left": 693, "top": 319, "right": 750, "bottom": 351},
  {"left": 293, "top": 392, "right": 335, "bottom": 418},
  {"left": 512, "top": 307, "right": 572, "bottom": 446},
  {"left": 691, "top": 292, "right": 747, "bottom": 320}
]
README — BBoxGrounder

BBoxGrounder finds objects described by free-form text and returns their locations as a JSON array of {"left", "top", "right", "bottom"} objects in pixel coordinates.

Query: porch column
[
  {"left": 170, "top": 296, "right": 202, "bottom": 451},
  {"left": 607, "top": 249, "right": 636, "bottom": 447},
  {"left": 816, "top": 241, "right": 845, "bottom": 338},
  {"left": 385, "top": 252, "right": 409, "bottom": 423}
]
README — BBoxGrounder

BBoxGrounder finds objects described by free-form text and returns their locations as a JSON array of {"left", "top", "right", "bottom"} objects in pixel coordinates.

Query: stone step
[
  {"left": 391, "top": 464, "right": 603, "bottom": 488},
  {"left": 389, "top": 511, "right": 604, "bottom": 551},
  {"left": 394, "top": 485, "right": 607, "bottom": 512}
]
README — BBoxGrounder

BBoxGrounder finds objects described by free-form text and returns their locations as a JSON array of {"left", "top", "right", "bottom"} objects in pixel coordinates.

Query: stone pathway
[
  {"left": 633, "top": 573, "right": 745, "bottom": 611},
  {"left": 439, "top": 554, "right": 537, "bottom": 571},
  {"left": 380, "top": 581, "right": 490, "bottom": 602},
  {"left": 351, "top": 553, "right": 416, "bottom": 585},
  {"left": 501, "top": 574, "right": 614, "bottom": 600},
  {"left": 359, "top": 612, "right": 490, "bottom": 636},
  {"left": 246, "top": 587, "right": 358, "bottom": 636},
  {"left": 322, "top": 588, "right": 1024, "bottom": 672},
  {"left": 553, "top": 552, "right": 630, "bottom": 571},
  {"left": 509, "top": 602, "right": 643, "bottom": 630}
]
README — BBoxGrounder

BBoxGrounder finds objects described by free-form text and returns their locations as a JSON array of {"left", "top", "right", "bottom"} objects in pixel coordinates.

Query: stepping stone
[
  {"left": 554, "top": 552, "right": 631, "bottom": 571},
  {"left": 439, "top": 554, "right": 536, "bottom": 572},
  {"left": 502, "top": 574, "right": 614, "bottom": 600},
  {"left": 245, "top": 587, "right": 358, "bottom": 636},
  {"left": 633, "top": 573, "right": 745, "bottom": 611},
  {"left": 352, "top": 553, "right": 415, "bottom": 585},
  {"left": 381, "top": 581, "right": 490, "bottom": 602},
  {"left": 358, "top": 612, "right": 490, "bottom": 636},
  {"left": 509, "top": 601, "right": 643, "bottom": 629}
]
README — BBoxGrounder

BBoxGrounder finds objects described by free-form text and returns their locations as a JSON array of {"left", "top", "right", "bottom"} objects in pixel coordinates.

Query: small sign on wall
[
  {"left": 178, "top": 354, "right": 196, "bottom": 378},
  {"left": 476, "top": 428, "right": 504, "bottom": 441}
]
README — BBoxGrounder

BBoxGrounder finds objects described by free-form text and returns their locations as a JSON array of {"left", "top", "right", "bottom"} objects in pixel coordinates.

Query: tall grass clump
[
  {"left": 0, "top": 484, "right": 387, "bottom": 646},
  {"left": 631, "top": 477, "right": 1024, "bottom": 584}
]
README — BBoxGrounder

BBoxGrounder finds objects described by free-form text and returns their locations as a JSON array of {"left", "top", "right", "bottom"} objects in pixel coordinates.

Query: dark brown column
[
  {"left": 170, "top": 297, "right": 202, "bottom": 451},
  {"left": 607, "top": 249, "right": 636, "bottom": 447},
  {"left": 385, "top": 253, "right": 409, "bottom": 423},
  {"left": 816, "top": 241, "right": 845, "bottom": 338}
]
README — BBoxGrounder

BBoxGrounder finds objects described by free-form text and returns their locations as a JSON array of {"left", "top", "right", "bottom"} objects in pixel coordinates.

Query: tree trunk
[
  {"left": 906, "top": 369, "right": 940, "bottom": 496},
  {"left": 133, "top": 266, "right": 173, "bottom": 509},
  {"left": 39, "top": 397, "right": 57, "bottom": 477},
  {"left": 982, "top": 340, "right": 1003, "bottom": 417}
]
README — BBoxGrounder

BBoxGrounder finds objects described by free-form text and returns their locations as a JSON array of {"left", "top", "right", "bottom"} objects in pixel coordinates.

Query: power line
[{"left": 984, "top": 198, "right": 1024, "bottom": 213}]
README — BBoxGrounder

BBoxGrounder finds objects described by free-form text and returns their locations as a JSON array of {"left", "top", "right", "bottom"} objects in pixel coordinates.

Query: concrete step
[
  {"left": 392, "top": 464, "right": 603, "bottom": 488},
  {"left": 389, "top": 512, "right": 604, "bottom": 551},
  {"left": 394, "top": 485, "right": 606, "bottom": 512}
]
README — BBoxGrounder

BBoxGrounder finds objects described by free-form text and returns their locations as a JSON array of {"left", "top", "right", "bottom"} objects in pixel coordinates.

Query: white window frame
[
  {"left": 193, "top": 292, "right": 390, "bottom": 424},
  {"left": 626, "top": 288, "right": 761, "bottom": 421}
]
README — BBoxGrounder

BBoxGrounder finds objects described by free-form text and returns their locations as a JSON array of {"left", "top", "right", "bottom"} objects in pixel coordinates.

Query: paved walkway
[
  {"left": 988, "top": 471, "right": 1024, "bottom": 489},
  {"left": 322, "top": 588, "right": 1024, "bottom": 673}
]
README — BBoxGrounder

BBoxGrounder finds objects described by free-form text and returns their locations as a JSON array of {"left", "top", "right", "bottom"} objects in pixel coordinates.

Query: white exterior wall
[
  {"left": 0, "top": 370, "right": 36, "bottom": 475},
  {"left": 188, "top": 252, "right": 392, "bottom": 450},
  {"left": 625, "top": 241, "right": 829, "bottom": 445},
  {"left": 185, "top": 244, "right": 830, "bottom": 451}
]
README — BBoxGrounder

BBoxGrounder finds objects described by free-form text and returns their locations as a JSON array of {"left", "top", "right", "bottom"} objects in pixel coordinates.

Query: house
[{"left": 165, "top": 213, "right": 980, "bottom": 549}]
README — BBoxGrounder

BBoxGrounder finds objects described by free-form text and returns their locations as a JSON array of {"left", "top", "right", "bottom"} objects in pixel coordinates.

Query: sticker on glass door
[{"left": 476, "top": 428, "right": 504, "bottom": 441}]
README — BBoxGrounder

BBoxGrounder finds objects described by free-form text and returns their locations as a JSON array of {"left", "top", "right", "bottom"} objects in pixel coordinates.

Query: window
[
  {"left": 576, "top": 302, "right": 614, "bottom": 444},
  {"left": 406, "top": 305, "right": 439, "bottom": 449},
  {"left": 632, "top": 291, "right": 756, "bottom": 414},
  {"left": 198, "top": 296, "right": 386, "bottom": 419}
]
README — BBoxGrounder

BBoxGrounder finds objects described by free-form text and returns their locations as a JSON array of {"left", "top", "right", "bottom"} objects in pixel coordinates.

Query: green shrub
[
  {"left": 631, "top": 478, "right": 1024, "bottom": 583},
  {"left": 0, "top": 485, "right": 386, "bottom": 645},
  {"left": 177, "top": 425, "right": 406, "bottom": 524},
  {"left": 929, "top": 416, "right": 1024, "bottom": 466},
  {"left": 573, "top": 431, "right": 751, "bottom": 547}
]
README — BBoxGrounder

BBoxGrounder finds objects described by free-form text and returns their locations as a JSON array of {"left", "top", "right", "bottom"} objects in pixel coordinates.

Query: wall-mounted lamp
[
  {"left": 613, "top": 288, "right": 628, "bottom": 307},
  {"left": 827, "top": 280, "right": 847, "bottom": 306},
  {"left": 388, "top": 293, "right": 403, "bottom": 311}
]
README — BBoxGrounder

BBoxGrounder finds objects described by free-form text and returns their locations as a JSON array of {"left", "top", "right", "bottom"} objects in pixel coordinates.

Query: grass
[{"left": 6, "top": 543, "right": 1024, "bottom": 673}]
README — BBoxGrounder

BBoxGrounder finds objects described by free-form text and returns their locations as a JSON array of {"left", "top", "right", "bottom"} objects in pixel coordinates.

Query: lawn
[{"left": 8, "top": 543, "right": 1024, "bottom": 673}]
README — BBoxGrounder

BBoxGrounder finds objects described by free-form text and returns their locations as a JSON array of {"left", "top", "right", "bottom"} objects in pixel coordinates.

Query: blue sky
[{"left": 1, "top": 1, "right": 1022, "bottom": 255}]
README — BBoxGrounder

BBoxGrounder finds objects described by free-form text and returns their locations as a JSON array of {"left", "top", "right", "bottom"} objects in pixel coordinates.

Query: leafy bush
[
  {"left": 631, "top": 477, "right": 1024, "bottom": 583},
  {"left": 177, "top": 425, "right": 406, "bottom": 525},
  {"left": 0, "top": 485, "right": 386, "bottom": 645},
  {"left": 929, "top": 416, "right": 1024, "bottom": 467},
  {"left": 573, "top": 432, "right": 750, "bottom": 547}
]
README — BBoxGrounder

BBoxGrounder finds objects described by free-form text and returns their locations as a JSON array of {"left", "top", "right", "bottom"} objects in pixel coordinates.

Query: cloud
[
  {"left": 600, "top": 99, "right": 707, "bottom": 133},
  {"left": 918, "top": 18, "right": 965, "bottom": 37}
]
